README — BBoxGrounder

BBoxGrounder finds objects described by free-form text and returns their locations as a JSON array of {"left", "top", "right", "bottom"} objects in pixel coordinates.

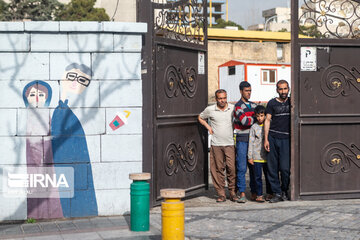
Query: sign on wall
[
  {"left": 198, "top": 52, "right": 205, "bottom": 75},
  {"left": 300, "top": 47, "right": 317, "bottom": 71}
]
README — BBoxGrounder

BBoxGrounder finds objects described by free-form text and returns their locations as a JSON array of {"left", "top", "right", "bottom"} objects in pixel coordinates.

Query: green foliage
[
  {"left": 0, "top": 0, "right": 9, "bottom": 20},
  {"left": 211, "top": 18, "right": 244, "bottom": 30},
  {"left": 26, "top": 218, "right": 36, "bottom": 223},
  {"left": 278, "top": 28, "right": 289, "bottom": 32},
  {"left": 3, "top": 0, "right": 64, "bottom": 21},
  {"left": 300, "top": 25, "right": 322, "bottom": 38},
  {"left": 56, "top": 0, "right": 109, "bottom": 21}
]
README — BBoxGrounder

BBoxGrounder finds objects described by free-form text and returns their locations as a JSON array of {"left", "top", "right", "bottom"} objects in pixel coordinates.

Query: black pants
[{"left": 267, "top": 135, "right": 290, "bottom": 194}]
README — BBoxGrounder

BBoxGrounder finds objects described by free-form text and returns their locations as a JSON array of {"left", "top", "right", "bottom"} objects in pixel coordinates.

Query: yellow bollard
[{"left": 161, "top": 189, "right": 185, "bottom": 240}]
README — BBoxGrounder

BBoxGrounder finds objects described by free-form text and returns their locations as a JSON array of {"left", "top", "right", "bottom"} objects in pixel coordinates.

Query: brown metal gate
[
  {"left": 292, "top": 0, "right": 360, "bottom": 200},
  {"left": 138, "top": 0, "right": 208, "bottom": 205}
]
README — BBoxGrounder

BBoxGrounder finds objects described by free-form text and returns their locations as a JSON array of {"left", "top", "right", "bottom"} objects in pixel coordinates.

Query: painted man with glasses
[{"left": 51, "top": 63, "right": 98, "bottom": 218}]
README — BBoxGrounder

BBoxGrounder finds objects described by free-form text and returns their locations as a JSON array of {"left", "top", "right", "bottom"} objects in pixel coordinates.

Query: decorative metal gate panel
[
  {"left": 138, "top": 0, "right": 208, "bottom": 205},
  {"left": 292, "top": 0, "right": 360, "bottom": 200}
]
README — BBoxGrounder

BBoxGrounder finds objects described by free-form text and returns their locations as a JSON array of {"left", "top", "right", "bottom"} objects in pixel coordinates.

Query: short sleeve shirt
[
  {"left": 266, "top": 98, "right": 290, "bottom": 139},
  {"left": 199, "top": 103, "right": 234, "bottom": 146}
]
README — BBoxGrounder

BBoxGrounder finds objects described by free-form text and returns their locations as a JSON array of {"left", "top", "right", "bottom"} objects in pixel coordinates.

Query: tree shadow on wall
[{"left": 0, "top": 22, "right": 142, "bottom": 222}]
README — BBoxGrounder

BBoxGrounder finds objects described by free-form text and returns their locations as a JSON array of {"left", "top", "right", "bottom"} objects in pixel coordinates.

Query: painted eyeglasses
[{"left": 66, "top": 72, "right": 91, "bottom": 87}]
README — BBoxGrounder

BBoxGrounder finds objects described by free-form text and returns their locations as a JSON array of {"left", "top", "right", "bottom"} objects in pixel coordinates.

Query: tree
[
  {"left": 0, "top": 0, "right": 9, "bottom": 20},
  {"left": 56, "top": 0, "right": 109, "bottom": 21},
  {"left": 278, "top": 28, "right": 289, "bottom": 32},
  {"left": 4, "top": 0, "right": 63, "bottom": 21},
  {"left": 300, "top": 25, "right": 322, "bottom": 38},
  {"left": 211, "top": 18, "right": 244, "bottom": 30}
]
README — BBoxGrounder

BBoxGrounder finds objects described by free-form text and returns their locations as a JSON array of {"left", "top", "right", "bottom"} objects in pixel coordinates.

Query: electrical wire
[{"left": 111, "top": 0, "right": 120, "bottom": 21}]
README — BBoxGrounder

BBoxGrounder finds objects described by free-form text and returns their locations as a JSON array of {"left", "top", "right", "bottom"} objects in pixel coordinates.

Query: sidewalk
[{"left": 1, "top": 186, "right": 360, "bottom": 240}]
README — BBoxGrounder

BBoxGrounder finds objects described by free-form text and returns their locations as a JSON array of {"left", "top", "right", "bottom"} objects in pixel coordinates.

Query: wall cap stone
[
  {"left": 0, "top": 21, "right": 147, "bottom": 34},
  {"left": 0, "top": 22, "right": 24, "bottom": 32}
]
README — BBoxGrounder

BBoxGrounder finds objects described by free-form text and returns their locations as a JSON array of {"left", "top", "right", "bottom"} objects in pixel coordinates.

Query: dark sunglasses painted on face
[{"left": 66, "top": 72, "right": 91, "bottom": 87}]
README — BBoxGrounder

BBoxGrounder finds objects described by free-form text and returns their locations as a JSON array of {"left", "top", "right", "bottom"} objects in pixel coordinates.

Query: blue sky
[{"left": 228, "top": 0, "right": 290, "bottom": 29}]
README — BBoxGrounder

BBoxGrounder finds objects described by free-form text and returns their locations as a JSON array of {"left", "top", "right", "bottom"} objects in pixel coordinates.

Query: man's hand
[
  {"left": 207, "top": 127, "right": 213, "bottom": 135},
  {"left": 264, "top": 139, "right": 270, "bottom": 152},
  {"left": 248, "top": 159, "right": 254, "bottom": 165}
]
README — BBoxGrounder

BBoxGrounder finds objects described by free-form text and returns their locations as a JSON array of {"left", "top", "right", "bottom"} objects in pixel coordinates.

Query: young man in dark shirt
[{"left": 264, "top": 80, "right": 290, "bottom": 203}]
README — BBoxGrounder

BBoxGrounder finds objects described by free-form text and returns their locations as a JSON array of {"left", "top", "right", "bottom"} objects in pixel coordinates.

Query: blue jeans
[
  {"left": 253, "top": 162, "right": 272, "bottom": 196},
  {"left": 235, "top": 140, "right": 256, "bottom": 193},
  {"left": 267, "top": 135, "right": 290, "bottom": 194}
]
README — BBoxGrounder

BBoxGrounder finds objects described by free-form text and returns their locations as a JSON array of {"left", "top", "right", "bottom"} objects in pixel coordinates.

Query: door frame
[{"left": 138, "top": 0, "right": 208, "bottom": 206}]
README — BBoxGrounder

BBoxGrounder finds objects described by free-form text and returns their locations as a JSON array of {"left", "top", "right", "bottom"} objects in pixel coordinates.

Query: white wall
[
  {"left": 247, "top": 64, "right": 291, "bottom": 102},
  {"left": 0, "top": 21, "right": 146, "bottom": 221},
  {"left": 219, "top": 64, "right": 244, "bottom": 103},
  {"left": 219, "top": 63, "right": 291, "bottom": 103}
]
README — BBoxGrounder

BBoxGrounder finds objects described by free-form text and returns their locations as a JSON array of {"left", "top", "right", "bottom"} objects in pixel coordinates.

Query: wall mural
[
  {"left": 109, "top": 110, "right": 131, "bottom": 131},
  {"left": 0, "top": 23, "right": 144, "bottom": 222},
  {"left": 22, "top": 81, "right": 64, "bottom": 219},
  {"left": 51, "top": 63, "right": 98, "bottom": 217}
]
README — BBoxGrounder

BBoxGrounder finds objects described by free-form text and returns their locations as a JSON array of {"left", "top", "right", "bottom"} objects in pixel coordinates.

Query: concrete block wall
[{"left": 0, "top": 21, "right": 146, "bottom": 221}]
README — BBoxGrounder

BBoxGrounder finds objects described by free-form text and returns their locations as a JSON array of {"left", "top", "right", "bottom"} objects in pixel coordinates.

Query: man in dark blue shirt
[{"left": 264, "top": 80, "right": 290, "bottom": 203}]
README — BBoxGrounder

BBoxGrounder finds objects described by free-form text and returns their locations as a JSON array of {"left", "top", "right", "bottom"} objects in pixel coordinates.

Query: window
[
  {"left": 228, "top": 66, "right": 235, "bottom": 75},
  {"left": 261, "top": 69, "right": 277, "bottom": 84},
  {"left": 277, "top": 44, "right": 284, "bottom": 60}
]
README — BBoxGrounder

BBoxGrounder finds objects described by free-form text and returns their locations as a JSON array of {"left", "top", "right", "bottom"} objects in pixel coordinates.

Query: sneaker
[
  {"left": 281, "top": 191, "right": 289, "bottom": 201},
  {"left": 269, "top": 194, "right": 283, "bottom": 203}
]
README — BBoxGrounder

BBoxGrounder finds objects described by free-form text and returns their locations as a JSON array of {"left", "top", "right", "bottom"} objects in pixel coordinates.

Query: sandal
[
  {"left": 216, "top": 196, "right": 226, "bottom": 203},
  {"left": 250, "top": 193, "right": 257, "bottom": 201},
  {"left": 229, "top": 194, "right": 239, "bottom": 202},
  {"left": 255, "top": 195, "right": 265, "bottom": 202},
  {"left": 265, "top": 194, "right": 273, "bottom": 201}
]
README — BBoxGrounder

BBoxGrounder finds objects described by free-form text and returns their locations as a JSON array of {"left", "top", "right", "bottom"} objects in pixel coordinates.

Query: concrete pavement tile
[
  {"left": 56, "top": 221, "right": 77, "bottom": 231},
  {"left": 21, "top": 224, "right": 42, "bottom": 234},
  {"left": 0, "top": 225, "right": 23, "bottom": 235},
  {"left": 89, "top": 218, "right": 114, "bottom": 228},
  {"left": 39, "top": 222, "right": 60, "bottom": 233},
  {"left": 116, "top": 237, "right": 161, "bottom": 240},
  {"left": 23, "top": 235, "right": 62, "bottom": 240},
  {"left": 97, "top": 229, "right": 130, "bottom": 239},
  {"left": 61, "top": 232, "right": 102, "bottom": 240},
  {"left": 1, "top": 239, "right": 24, "bottom": 240},
  {"left": 107, "top": 217, "right": 128, "bottom": 227},
  {"left": 72, "top": 219, "right": 95, "bottom": 230},
  {"left": 97, "top": 229, "right": 158, "bottom": 239}
]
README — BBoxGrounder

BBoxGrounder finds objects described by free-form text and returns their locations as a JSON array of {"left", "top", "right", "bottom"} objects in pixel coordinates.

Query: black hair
[
  {"left": 239, "top": 81, "right": 251, "bottom": 90},
  {"left": 215, "top": 89, "right": 227, "bottom": 98},
  {"left": 254, "top": 105, "right": 266, "bottom": 115},
  {"left": 277, "top": 79, "right": 289, "bottom": 89}
]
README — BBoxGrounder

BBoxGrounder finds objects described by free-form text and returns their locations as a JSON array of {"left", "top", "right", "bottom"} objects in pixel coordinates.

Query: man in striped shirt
[
  {"left": 233, "top": 81, "right": 257, "bottom": 203},
  {"left": 264, "top": 80, "right": 291, "bottom": 203}
]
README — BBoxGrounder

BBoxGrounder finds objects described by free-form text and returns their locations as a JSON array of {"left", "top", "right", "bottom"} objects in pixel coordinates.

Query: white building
[
  {"left": 262, "top": 7, "right": 291, "bottom": 32},
  {"left": 218, "top": 60, "right": 291, "bottom": 103}
]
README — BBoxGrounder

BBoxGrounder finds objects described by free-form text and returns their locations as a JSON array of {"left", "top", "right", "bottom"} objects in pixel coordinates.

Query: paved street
[{"left": 1, "top": 186, "right": 360, "bottom": 240}]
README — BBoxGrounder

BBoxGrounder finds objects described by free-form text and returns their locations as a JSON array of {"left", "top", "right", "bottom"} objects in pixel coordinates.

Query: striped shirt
[{"left": 233, "top": 99, "right": 257, "bottom": 142}]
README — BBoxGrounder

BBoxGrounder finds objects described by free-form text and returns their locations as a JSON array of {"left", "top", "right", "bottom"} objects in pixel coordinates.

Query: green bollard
[{"left": 129, "top": 173, "right": 151, "bottom": 231}]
